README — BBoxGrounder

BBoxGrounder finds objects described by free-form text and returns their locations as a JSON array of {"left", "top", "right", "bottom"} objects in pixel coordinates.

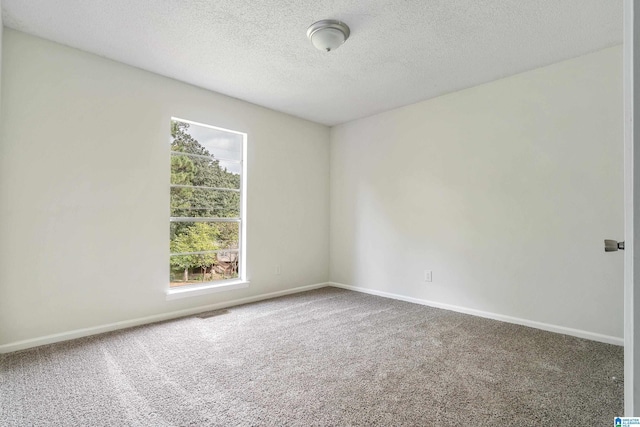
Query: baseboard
[
  {"left": 2, "top": 281, "right": 622, "bottom": 353},
  {"left": 0, "top": 282, "right": 330, "bottom": 354},
  {"left": 329, "top": 282, "right": 623, "bottom": 346}
]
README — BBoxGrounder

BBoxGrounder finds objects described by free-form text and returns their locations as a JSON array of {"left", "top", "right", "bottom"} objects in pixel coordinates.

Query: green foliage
[
  {"left": 170, "top": 154, "right": 196, "bottom": 185},
  {"left": 170, "top": 222, "right": 220, "bottom": 272},
  {"left": 170, "top": 156, "right": 196, "bottom": 215},
  {"left": 170, "top": 121, "right": 241, "bottom": 219},
  {"left": 169, "top": 120, "right": 241, "bottom": 281},
  {"left": 217, "top": 222, "right": 239, "bottom": 249}
]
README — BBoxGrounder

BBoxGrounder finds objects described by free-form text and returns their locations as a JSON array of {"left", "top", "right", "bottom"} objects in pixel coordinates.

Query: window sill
[{"left": 166, "top": 280, "right": 249, "bottom": 301}]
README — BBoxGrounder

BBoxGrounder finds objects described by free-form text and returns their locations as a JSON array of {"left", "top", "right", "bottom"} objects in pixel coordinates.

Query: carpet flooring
[{"left": 0, "top": 287, "right": 623, "bottom": 426}]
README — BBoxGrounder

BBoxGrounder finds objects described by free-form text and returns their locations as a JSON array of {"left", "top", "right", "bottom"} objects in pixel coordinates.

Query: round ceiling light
[{"left": 307, "top": 20, "right": 350, "bottom": 52}]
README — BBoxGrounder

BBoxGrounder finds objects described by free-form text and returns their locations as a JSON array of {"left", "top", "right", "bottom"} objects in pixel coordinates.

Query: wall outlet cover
[{"left": 424, "top": 270, "right": 432, "bottom": 282}]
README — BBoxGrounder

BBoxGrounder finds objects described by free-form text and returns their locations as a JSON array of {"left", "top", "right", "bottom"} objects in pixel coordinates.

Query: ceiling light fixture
[{"left": 307, "top": 19, "right": 350, "bottom": 52}]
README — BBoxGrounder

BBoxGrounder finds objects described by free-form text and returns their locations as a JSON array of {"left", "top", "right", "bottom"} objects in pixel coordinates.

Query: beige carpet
[{"left": 0, "top": 287, "right": 623, "bottom": 426}]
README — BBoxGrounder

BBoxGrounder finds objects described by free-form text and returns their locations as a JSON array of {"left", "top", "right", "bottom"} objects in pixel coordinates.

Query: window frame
[{"left": 166, "top": 117, "right": 248, "bottom": 299}]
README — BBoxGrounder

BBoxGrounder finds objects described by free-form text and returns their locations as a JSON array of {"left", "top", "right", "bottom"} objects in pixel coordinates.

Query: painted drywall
[
  {"left": 0, "top": 29, "right": 330, "bottom": 346},
  {"left": 1, "top": 2, "right": 3, "bottom": 117},
  {"left": 330, "top": 46, "right": 624, "bottom": 339}
]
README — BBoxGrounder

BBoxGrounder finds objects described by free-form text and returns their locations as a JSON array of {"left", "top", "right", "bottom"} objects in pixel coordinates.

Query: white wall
[
  {"left": 0, "top": 1, "right": 3, "bottom": 117},
  {"left": 0, "top": 28, "right": 624, "bottom": 348},
  {"left": 330, "top": 46, "right": 624, "bottom": 340},
  {"left": 0, "top": 29, "right": 330, "bottom": 346}
]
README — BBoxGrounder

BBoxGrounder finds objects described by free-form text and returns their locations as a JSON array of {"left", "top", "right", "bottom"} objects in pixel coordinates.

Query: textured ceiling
[{"left": 1, "top": 0, "right": 623, "bottom": 126}]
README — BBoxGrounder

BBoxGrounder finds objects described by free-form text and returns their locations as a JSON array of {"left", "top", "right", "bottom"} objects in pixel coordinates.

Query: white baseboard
[
  {"left": 0, "top": 282, "right": 330, "bottom": 354},
  {"left": 2, "top": 281, "right": 622, "bottom": 353},
  {"left": 329, "top": 282, "right": 623, "bottom": 346}
]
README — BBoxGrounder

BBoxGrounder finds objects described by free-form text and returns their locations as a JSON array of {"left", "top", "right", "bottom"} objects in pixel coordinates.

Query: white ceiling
[{"left": 1, "top": 0, "right": 623, "bottom": 126}]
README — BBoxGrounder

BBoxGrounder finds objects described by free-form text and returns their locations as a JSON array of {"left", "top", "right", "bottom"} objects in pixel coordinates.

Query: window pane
[
  {"left": 217, "top": 158, "right": 242, "bottom": 176},
  {"left": 171, "top": 152, "right": 241, "bottom": 190},
  {"left": 170, "top": 222, "right": 239, "bottom": 254},
  {"left": 216, "top": 222, "right": 240, "bottom": 249},
  {"left": 170, "top": 187, "right": 240, "bottom": 218},
  {"left": 173, "top": 121, "right": 243, "bottom": 161},
  {"left": 170, "top": 119, "right": 244, "bottom": 288},
  {"left": 181, "top": 123, "right": 242, "bottom": 160},
  {"left": 169, "top": 250, "right": 239, "bottom": 287}
]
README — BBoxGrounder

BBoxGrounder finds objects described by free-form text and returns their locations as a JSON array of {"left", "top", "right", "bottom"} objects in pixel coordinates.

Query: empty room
[{"left": 0, "top": 0, "right": 636, "bottom": 425}]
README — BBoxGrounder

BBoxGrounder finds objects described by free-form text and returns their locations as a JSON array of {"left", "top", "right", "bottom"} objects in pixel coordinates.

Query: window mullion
[{"left": 170, "top": 217, "right": 241, "bottom": 223}]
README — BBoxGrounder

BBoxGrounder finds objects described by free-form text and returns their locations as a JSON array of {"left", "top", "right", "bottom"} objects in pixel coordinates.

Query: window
[{"left": 169, "top": 118, "right": 246, "bottom": 289}]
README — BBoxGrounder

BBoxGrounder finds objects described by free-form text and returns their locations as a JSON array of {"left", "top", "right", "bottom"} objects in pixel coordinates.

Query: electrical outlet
[
  {"left": 424, "top": 270, "right": 432, "bottom": 282},
  {"left": 275, "top": 264, "right": 281, "bottom": 275}
]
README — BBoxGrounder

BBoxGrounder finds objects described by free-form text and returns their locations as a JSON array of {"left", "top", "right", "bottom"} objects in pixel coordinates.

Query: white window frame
[{"left": 166, "top": 117, "right": 248, "bottom": 300}]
